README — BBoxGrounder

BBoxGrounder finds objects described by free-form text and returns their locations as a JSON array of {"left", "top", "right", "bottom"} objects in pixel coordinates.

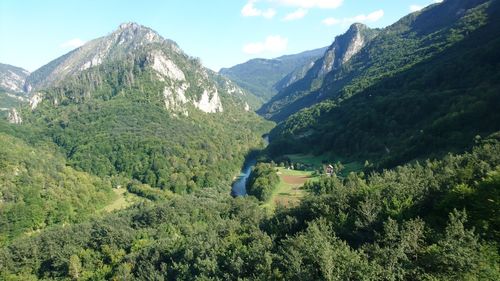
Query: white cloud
[
  {"left": 242, "top": 0, "right": 343, "bottom": 20},
  {"left": 353, "top": 9, "right": 384, "bottom": 22},
  {"left": 262, "top": 9, "right": 277, "bottom": 18},
  {"left": 409, "top": 4, "right": 424, "bottom": 12},
  {"left": 60, "top": 38, "right": 86, "bottom": 49},
  {"left": 322, "top": 9, "right": 384, "bottom": 26},
  {"left": 242, "top": 0, "right": 276, "bottom": 19},
  {"left": 243, "top": 35, "right": 288, "bottom": 54},
  {"left": 242, "top": 2, "right": 260, "bottom": 17},
  {"left": 283, "top": 8, "right": 308, "bottom": 21},
  {"left": 274, "top": 0, "right": 343, "bottom": 9}
]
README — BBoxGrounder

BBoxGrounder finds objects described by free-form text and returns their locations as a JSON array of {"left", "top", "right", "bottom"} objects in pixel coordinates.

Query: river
[{"left": 231, "top": 135, "right": 269, "bottom": 197}]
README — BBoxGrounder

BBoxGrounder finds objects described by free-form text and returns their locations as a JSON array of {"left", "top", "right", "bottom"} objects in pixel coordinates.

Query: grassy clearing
[
  {"left": 262, "top": 167, "right": 319, "bottom": 211},
  {"left": 102, "top": 188, "right": 143, "bottom": 213},
  {"left": 261, "top": 153, "right": 363, "bottom": 211}
]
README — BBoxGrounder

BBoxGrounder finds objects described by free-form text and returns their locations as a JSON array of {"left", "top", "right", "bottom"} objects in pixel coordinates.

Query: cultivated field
[{"left": 263, "top": 167, "right": 318, "bottom": 211}]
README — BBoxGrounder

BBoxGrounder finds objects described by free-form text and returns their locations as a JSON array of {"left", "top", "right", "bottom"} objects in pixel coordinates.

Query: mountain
[
  {"left": 267, "top": 0, "right": 500, "bottom": 167},
  {"left": 8, "top": 22, "right": 272, "bottom": 197},
  {"left": 24, "top": 22, "right": 175, "bottom": 92},
  {"left": 24, "top": 22, "right": 256, "bottom": 111},
  {"left": 219, "top": 47, "right": 327, "bottom": 102},
  {"left": 0, "top": 63, "right": 29, "bottom": 93},
  {"left": 0, "top": 64, "right": 29, "bottom": 119},
  {"left": 258, "top": 23, "right": 380, "bottom": 121}
]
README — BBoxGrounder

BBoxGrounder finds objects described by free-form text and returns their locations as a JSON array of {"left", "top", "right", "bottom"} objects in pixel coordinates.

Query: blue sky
[{"left": 0, "top": 0, "right": 442, "bottom": 72}]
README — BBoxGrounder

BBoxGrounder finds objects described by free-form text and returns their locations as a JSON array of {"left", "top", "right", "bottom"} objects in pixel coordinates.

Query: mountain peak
[
  {"left": 111, "top": 22, "right": 163, "bottom": 45},
  {"left": 115, "top": 22, "right": 156, "bottom": 37},
  {"left": 348, "top": 22, "right": 368, "bottom": 31},
  {"left": 24, "top": 23, "right": 171, "bottom": 91},
  {"left": 118, "top": 22, "right": 141, "bottom": 30},
  {"left": 317, "top": 22, "right": 378, "bottom": 77}
]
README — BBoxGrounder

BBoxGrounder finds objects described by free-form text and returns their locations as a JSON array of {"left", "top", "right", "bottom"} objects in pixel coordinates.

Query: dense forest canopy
[{"left": 1, "top": 136, "right": 499, "bottom": 280}]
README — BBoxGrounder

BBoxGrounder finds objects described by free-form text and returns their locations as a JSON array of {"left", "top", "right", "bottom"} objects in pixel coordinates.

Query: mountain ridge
[
  {"left": 219, "top": 46, "right": 327, "bottom": 102},
  {"left": 259, "top": 0, "right": 492, "bottom": 122},
  {"left": 267, "top": 0, "right": 500, "bottom": 167},
  {"left": 24, "top": 22, "right": 172, "bottom": 92},
  {"left": 258, "top": 23, "right": 380, "bottom": 121},
  {"left": 20, "top": 22, "right": 258, "bottom": 117}
]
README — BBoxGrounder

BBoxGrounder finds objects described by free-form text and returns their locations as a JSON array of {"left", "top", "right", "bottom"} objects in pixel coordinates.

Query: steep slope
[
  {"left": 0, "top": 125, "right": 115, "bottom": 243},
  {"left": 14, "top": 23, "right": 273, "bottom": 194},
  {"left": 24, "top": 22, "right": 174, "bottom": 92},
  {"left": 259, "top": 23, "right": 379, "bottom": 121},
  {"left": 0, "top": 93, "right": 25, "bottom": 120},
  {"left": 268, "top": 0, "right": 500, "bottom": 167},
  {"left": 219, "top": 47, "right": 326, "bottom": 102},
  {"left": 0, "top": 63, "right": 29, "bottom": 93},
  {"left": 0, "top": 64, "right": 29, "bottom": 120}
]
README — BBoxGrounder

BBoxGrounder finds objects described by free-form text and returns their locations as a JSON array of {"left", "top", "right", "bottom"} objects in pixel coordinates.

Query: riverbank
[{"left": 231, "top": 135, "right": 269, "bottom": 197}]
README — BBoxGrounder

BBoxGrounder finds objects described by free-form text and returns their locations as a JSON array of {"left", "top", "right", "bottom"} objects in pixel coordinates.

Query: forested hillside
[
  {"left": 0, "top": 125, "right": 115, "bottom": 244},
  {"left": 1, "top": 135, "right": 498, "bottom": 280},
  {"left": 268, "top": 0, "right": 500, "bottom": 167},
  {"left": 220, "top": 47, "right": 326, "bottom": 102},
  {"left": 20, "top": 62, "right": 272, "bottom": 193},
  {"left": 261, "top": 0, "right": 494, "bottom": 122},
  {"left": 14, "top": 23, "right": 273, "bottom": 194}
]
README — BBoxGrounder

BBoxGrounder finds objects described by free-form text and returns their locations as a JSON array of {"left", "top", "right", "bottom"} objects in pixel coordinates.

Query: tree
[{"left": 68, "top": 254, "right": 82, "bottom": 280}]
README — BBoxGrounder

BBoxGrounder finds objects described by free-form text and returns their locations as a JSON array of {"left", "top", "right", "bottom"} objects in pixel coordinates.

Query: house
[{"left": 325, "top": 164, "right": 334, "bottom": 176}]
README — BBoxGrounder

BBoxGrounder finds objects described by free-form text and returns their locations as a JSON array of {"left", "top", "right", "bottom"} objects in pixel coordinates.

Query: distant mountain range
[{"left": 219, "top": 47, "right": 327, "bottom": 102}]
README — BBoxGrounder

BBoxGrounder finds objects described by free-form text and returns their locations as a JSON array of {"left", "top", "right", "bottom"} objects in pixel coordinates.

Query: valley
[{"left": 1, "top": 0, "right": 499, "bottom": 280}]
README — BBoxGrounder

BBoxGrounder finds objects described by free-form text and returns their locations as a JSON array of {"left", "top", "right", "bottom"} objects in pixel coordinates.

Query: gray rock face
[
  {"left": 7, "top": 108, "right": 22, "bottom": 124},
  {"left": 0, "top": 63, "right": 30, "bottom": 93},
  {"left": 258, "top": 23, "right": 380, "bottom": 121},
  {"left": 314, "top": 23, "right": 377, "bottom": 82}
]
